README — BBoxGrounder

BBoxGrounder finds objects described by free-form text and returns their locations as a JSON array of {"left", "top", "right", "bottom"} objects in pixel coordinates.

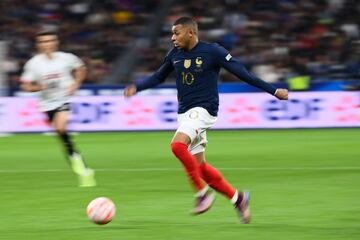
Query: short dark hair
[
  {"left": 35, "top": 29, "right": 57, "bottom": 38},
  {"left": 173, "top": 17, "right": 198, "bottom": 34}
]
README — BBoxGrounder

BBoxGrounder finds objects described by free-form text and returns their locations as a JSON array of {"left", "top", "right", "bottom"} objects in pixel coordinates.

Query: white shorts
[{"left": 176, "top": 107, "right": 217, "bottom": 154}]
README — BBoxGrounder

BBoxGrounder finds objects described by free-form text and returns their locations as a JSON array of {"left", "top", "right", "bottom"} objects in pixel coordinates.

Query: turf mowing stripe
[{"left": 0, "top": 166, "right": 359, "bottom": 173}]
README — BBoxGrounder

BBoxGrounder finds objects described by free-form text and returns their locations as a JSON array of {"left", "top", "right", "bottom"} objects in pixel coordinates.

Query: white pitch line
[{"left": 0, "top": 166, "right": 359, "bottom": 173}]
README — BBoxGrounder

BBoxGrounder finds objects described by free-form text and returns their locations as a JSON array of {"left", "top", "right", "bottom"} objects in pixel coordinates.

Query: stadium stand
[{"left": 0, "top": 0, "right": 359, "bottom": 88}]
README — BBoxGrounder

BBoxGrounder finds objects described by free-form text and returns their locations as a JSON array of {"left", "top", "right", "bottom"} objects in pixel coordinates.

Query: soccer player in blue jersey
[{"left": 124, "top": 17, "right": 288, "bottom": 223}]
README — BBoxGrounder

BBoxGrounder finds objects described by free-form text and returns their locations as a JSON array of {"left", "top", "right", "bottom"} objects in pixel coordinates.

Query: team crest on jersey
[
  {"left": 184, "top": 59, "right": 191, "bottom": 69},
  {"left": 195, "top": 57, "right": 202, "bottom": 67},
  {"left": 195, "top": 57, "right": 203, "bottom": 72}
]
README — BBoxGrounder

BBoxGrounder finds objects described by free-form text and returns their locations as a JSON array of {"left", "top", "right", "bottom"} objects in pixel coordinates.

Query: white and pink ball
[{"left": 86, "top": 197, "right": 116, "bottom": 225}]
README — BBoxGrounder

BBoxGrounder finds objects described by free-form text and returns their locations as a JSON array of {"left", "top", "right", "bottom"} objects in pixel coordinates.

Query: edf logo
[
  {"left": 158, "top": 101, "right": 177, "bottom": 122},
  {"left": 264, "top": 98, "right": 323, "bottom": 120}
]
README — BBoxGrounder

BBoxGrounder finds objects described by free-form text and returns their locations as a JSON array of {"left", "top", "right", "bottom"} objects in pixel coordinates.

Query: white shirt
[{"left": 21, "top": 51, "right": 84, "bottom": 112}]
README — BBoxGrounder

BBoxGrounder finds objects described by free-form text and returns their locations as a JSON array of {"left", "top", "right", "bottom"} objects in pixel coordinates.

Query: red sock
[
  {"left": 200, "top": 162, "right": 236, "bottom": 199},
  {"left": 171, "top": 142, "right": 205, "bottom": 191}
]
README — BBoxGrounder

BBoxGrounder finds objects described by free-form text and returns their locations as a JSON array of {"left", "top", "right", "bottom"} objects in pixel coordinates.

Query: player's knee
[
  {"left": 55, "top": 127, "right": 67, "bottom": 135},
  {"left": 170, "top": 142, "right": 188, "bottom": 156}
]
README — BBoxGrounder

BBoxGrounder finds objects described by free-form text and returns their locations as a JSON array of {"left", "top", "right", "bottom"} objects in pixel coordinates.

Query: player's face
[
  {"left": 171, "top": 24, "right": 191, "bottom": 50},
  {"left": 36, "top": 35, "right": 59, "bottom": 54}
]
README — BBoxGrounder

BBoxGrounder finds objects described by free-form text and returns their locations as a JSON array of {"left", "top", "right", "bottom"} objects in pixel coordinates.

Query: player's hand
[
  {"left": 68, "top": 82, "right": 80, "bottom": 95},
  {"left": 40, "top": 83, "right": 48, "bottom": 90},
  {"left": 124, "top": 85, "right": 137, "bottom": 98},
  {"left": 275, "top": 88, "right": 288, "bottom": 100},
  {"left": 36, "top": 82, "right": 48, "bottom": 91},
  {"left": 21, "top": 82, "right": 47, "bottom": 92}
]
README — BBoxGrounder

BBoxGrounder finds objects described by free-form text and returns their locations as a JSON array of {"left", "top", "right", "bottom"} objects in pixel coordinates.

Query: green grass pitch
[{"left": 0, "top": 129, "right": 359, "bottom": 240}]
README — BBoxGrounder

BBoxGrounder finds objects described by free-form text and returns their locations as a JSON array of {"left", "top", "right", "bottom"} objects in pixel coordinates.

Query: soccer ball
[{"left": 86, "top": 197, "right": 116, "bottom": 225}]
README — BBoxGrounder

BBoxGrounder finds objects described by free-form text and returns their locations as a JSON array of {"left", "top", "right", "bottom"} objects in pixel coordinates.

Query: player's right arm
[
  {"left": 21, "top": 82, "right": 45, "bottom": 92},
  {"left": 20, "top": 59, "right": 45, "bottom": 92},
  {"left": 124, "top": 50, "right": 174, "bottom": 98}
]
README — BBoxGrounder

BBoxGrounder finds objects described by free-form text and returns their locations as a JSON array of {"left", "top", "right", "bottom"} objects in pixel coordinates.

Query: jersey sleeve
[
  {"left": 67, "top": 53, "right": 85, "bottom": 69},
  {"left": 136, "top": 49, "right": 174, "bottom": 91},
  {"left": 212, "top": 44, "right": 277, "bottom": 95},
  {"left": 20, "top": 60, "right": 37, "bottom": 83}
]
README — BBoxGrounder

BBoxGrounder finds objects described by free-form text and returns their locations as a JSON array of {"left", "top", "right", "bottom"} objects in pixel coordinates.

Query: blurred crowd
[
  {"left": 0, "top": 0, "right": 159, "bottom": 87},
  {"left": 0, "top": 0, "right": 359, "bottom": 88}
]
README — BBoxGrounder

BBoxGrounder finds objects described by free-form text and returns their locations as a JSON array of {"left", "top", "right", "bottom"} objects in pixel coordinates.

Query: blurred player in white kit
[{"left": 20, "top": 30, "right": 96, "bottom": 187}]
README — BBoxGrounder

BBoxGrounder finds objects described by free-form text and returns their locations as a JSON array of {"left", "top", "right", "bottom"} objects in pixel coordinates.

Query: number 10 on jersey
[{"left": 181, "top": 72, "right": 195, "bottom": 85}]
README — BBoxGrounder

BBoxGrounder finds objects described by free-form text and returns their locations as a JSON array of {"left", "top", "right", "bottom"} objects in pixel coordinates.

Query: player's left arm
[
  {"left": 214, "top": 45, "right": 288, "bottom": 100},
  {"left": 69, "top": 65, "right": 86, "bottom": 95},
  {"left": 69, "top": 54, "right": 87, "bottom": 95}
]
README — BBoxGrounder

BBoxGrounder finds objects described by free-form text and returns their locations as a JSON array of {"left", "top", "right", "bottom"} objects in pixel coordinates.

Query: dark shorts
[{"left": 46, "top": 103, "right": 71, "bottom": 122}]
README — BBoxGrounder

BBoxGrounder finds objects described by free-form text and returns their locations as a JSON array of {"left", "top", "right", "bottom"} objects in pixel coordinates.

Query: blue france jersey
[{"left": 136, "top": 41, "right": 277, "bottom": 116}]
